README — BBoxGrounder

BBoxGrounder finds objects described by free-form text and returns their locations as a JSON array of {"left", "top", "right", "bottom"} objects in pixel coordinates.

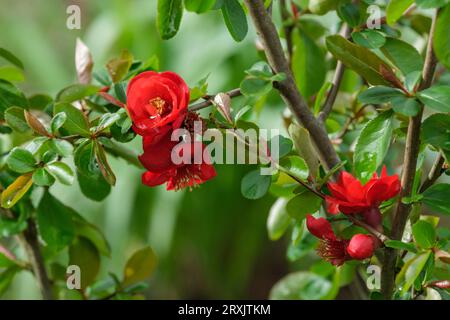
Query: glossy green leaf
[
  {"left": 308, "top": 0, "right": 338, "bottom": 15},
  {"left": 6, "top": 148, "right": 36, "bottom": 173},
  {"left": 267, "top": 198, "right": 291, "bottom": 241},
  {"left": 241, "top": 170, "right": 272, "bottom": 200},
  {"left": 240, "top": 78, "right": 272, "bottom": 97},
  {"left": 354, "top": 110, "right": 394, "bottom": 183},
  {"left": 286, "top": 191, "right": 322, "bottom": 220},
  {"left": 106, "top": 50, "right": 133, "bottom": 83},
  {"left": 326, "top": 35, "right": 390, "bottom": 86},
  {"left": 53, "top": 103, "right": 90, "bottom": 136},
  {"left": 0, "top": 66, "right": 25, "bottom": 82},
  {"left": 122, "top": 247, "right": 158, "bottom": 288},
  {"left": 94, "top": 141, "right": 116, "bottom": 186},
  {"left": 385, "top": 240, "right": 418, "bottom": 253},
  {"left": 422, "top": 113, "right": 450, "bottom": 150},
  {"left": 0, "top": 80, "right": 28, "bottom": 119},
  {"left": 396, "top": 251, "right": 431, "bottom": 295},
  {"left": 434, "top": 4, "right": 450, "bottom": 69},
  {"left": 337, "top": 2, "right": 361, "bottom": 27},
  {"left": 56, "top": 84, "right": 100, "bottom": 103},
  {"left": 0, "top": 48, "right": 24, "bottom": 69},
  {"left": 32, "top": 167, "right": 55, "bottom": 186},
  {"left": 36, "top": 191, "right": 75, "bottom": 251},
  {"left": 386, "top": 0, "right": 414, "bottom": 25},
  {"left": 157, "top": 0, "right": 183, "bottom": 40},
  {"left": 46, "top": 161, "right": 75, "bottom": 185},
  {"left": 280, "top": 156, "right": 309, "bottom": 181},
  {"left": 221, "top": 0, "right": 248, "bottom": 42},
  {"left": 4, "top": 107, "right": 29, "bottom": 133},
  {"left": 72, "top": 212, "right": 111, "bottom": 257},
  {"left": 422, "top": 183, "right": 450, "bottom": 215},
  {"left": 185, "top": 0, "right": 215, "bottom": 13},
  {"left": 412, "top": 220, "right": 436, "bottom": 249},
  {"left": 352, "top": 30, "right": 386, "bottom": 49},
  {"left": 381, "top": 38, "right": 423, "bottom": 75},
  {"left": 292, "top": 29, "right": 326, "bottom": 98},
  {"left": 391, "top": 96, "right": 421, "bottom": 116},
  {"left": 48, "top": 139, "right": 73, "bottom": 157},
  {"left": 50, "top": 112, "right": 67, "bottom": 134},
  {"left": 270, "top": 271, "right": 332, "bottom": 300},
  {"left": 417, "top": 85, "right": 450, "bottom": 112},
  {"left": 69, "top": 236, "right": 100, "bottom": 289},
  {"left": 358, "top": 86, "right": 404, "bottom": 104}
]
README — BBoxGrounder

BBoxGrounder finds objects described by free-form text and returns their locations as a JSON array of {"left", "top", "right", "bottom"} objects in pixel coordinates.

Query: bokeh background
[{"left": 0, "top": 0, "right": 293, "bottom": 299}]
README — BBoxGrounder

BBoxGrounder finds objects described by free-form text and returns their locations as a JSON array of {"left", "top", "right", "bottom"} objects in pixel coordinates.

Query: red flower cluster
[
  {"left": 306, "top": 215, "right": 375, "bottom": 266},
  {"left": 305, "top": 167, "right": 400, "bottom": 265},
  {"left": 126, "top": 71, "right": 216, "bottom": 190}
]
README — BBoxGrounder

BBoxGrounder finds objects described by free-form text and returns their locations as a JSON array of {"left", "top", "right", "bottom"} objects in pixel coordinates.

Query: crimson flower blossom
[
  {"left": 325, "top": 166, "right": 400, "bottom": 229},
  {"left": 140, "top": 133, "right": 216, "bottom": 191},
  {"left": 126, "top": 71, "right": 189, "bottom": 143},
  {"left": 306, "top": 215, "right": 375, "bottom": 266}
]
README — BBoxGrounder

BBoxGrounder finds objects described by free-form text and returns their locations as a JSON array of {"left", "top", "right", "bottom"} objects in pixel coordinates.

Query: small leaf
[
  {"left": 50, "top": 112, "right": 67, "bottom": 134},
  {"left": 386, "top": 0, "right": 414, "bottom": 25},
  {"left": 0, "top": 66, "right": 25, "bottom": 83},
  {"left": 286, "top": 190, "right": 322, "bottom": 220},
  {"left": 337, "top": 2, "right": 361, "bottom": 27},
  {"left": 4, "top": 107, "right": 29, "bottom": 133},
  {"left": 396, "top": 251, "right": 431, "bottom": 295},
  {"left": 288, "top": 124, "right": 319, "bottom": 179},
  {"left": 422, "top": 114, "right": 450, "bottom": 151},
  {"left": 32, "top": 168, "right": 55, "bottom": 187},
  {"left": 434, "top": 4, "right": 450, "bottom": 69},
  {"left": 6, "top": 148, "right": 36, "bottom": 173},
  {"left": 69, "top": 237, "right": 100, "bottom": 289},
  {"left": 1, "top": 173, "right": 33, "bottom": 208},
  {"left": 352, "top": 30, "right": 386, "bottom": 49},
  {"left": 75, "top": 38, "right": 93, "bottom": 84},
  {"left": 270, "top": 271, "right": 332, "bottom": 300},
  {"left": 221, "top": 0, "right": 248, "bottom": 42},
  {"left": 381, "top": 38, "right": 424, "bottom": 75},
  {"left": 185, "top": 0, "right": 215, "bottom": 13},
  {"left": 280, "top": 156, "right": 309, "bottom": 181},
  {"left": 94, "top": 141, "right": 116, "bottom": 186},
  {"left": 0, "top": 80, "right": 28, "bottom": 119},
  {"left": 240, "top": 78, "right": 272, "bottom": 97},
  {"left": 106, "top": 50, "right": 133, "bottom": 83},
  {"left": 417, "top": 85, "right": 450, "bottom": 112},
  {"left": 358, "top": 86, "right": 405, "bottom": 104},
  {"left": 391, "top": 96, "right": 421, "bottom": 116},
  {"left": 53, "top": 103, "right": 90, "bottom": 136},
  {"left": 412, "top": 220, "right": 436, "bottom": 249},
  {"left": 385, "top": 240, "right": 418, "bottom": 253},
  {"left": 46, "top": 162, "right": 75, "bottom": 185},
  {"left": 354, "top": 110, "right": 394, "bottom": 183},
  {"left": 241, "top": 170, "right": 272, "bottom": 200},
  {"left": 157, "top": 0, "right": 183, "bottom": 40},
  {"left": 56, "top": 84, "right": 100, "bottom": 103},
  {"left": 24, "top": 110, "right": 50, "bottom": 136},
  {"left": 122, "top": 247, "right": 158, "bottom": 288},
  {"left": 422, "top": 183, "right": 450, "bottom": 215},
  {"left": 0, "top": 48, "right": 24, "bottom": 69},
  {"left": 267, "top": 198, "right": 291, "bottom": 241}
]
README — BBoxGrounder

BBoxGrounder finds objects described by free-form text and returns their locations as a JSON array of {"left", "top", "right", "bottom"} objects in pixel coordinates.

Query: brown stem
[
  {"left": 347, "top": 215, "right": 390, "bottom": 243},
  {"left": 381, "top": 9, "right": 439, "bottom": 300},
  {"left": 420, "top": 153, "right": 445, "bottom": 193},
  {"left": 189, "top": 88, "right": 242, "bottom": 112},
  {"left": 244, "top": 0, "right": 341, "bottom": 171},
  {"left": 18, "top": 219, "right": 54, "bottom": 300},
  {"left": 280, "top": 0, "right": 294, "bottom": 63}
]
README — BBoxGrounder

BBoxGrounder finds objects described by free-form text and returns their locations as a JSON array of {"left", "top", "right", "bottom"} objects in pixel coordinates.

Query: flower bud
[{"left": 347, "top": 234, "right": 375, "bottom": 260}]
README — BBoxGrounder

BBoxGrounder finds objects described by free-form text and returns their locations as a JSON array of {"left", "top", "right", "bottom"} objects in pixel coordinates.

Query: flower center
[
  {"left": 171, "top": 166, "right": 201, "bottom": 191},
  {"left": 149, "top": 97, "right": 171, "bottom": 116},
  {"left": 317, "top": 238, "right": 349, "bottom": 266}
]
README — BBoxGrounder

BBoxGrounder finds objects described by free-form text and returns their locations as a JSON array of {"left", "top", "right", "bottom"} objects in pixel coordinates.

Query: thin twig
[
  {"left": 244, "top": 0, "right": 341, "bottom": 171},
  {"left": 420, "top": 153, "right": 445, "bottom": 193},
  {"left": 189, "top": 88, "right": 242, "bottom": 112},
  {"left": 381, "top": 9, "right": 439, "bottom": 300},
  {"left": 280, "top": 0, "right": 294, "bottom": 63},
  {"left": 347, "top": 215, "right": 390, "bottom": 243}
]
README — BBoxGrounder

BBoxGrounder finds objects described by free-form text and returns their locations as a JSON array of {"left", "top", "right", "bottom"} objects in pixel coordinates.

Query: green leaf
[
  {"left": 37, "top": 191, "right": 75, "bottom": 251},
  {"left": 354, "top": 110, "right": 394, "bottom": 183},
  {"left": 122, "top": 247, "right": 158, "bottom": 288},
  {"left": 4, "top": 107, "right": 29, "bottom": 133},
  {"left": 48, "top": 139, "right": 73, "bottom": 157},
  {"left": 386, "top": 0, "right": 414, "bottom": 25},
  {"left": 417, "top": 0, "right": 449, "bottom": 9},
  {"left": 94, "top": 141, "right": 116, "bottom": 186},
  {"left": 412, "top": 220, "right": 436, "bottom": 249},
  {"left": 422, "top": 183, "right": 450, "bottom": 215},
  {"left": 0, "top": 66, "right": 25, "bottom": 83},
  {"left": 240, "top": 78, "right": 272, "bottom": 97},
  {"left": 272, "top": 135, "right": 293, "bottom": 158},
  {"left": 50, "top": 112, "right": 67, "bottom": 134},
  {"left": 241, "top": 170, "right": 272, "bottom": 200},
  {"left": 157, "top": 0, "right": 183, "bottom": 40},
  {"left": 270, "top": 271, "right": 332, "bottom": 300},
  {"left": 326, "top": 35, "right": 390, "bottom": 86},
  {"left": 221, "top": 0, "right": 248, "bottom": 42},
  {"left": 358, "top": 86, "right": 405, "bottom": 104},
  {"left": 391, "top": 96, "right": 421, "bottom": 116},
  {"left": 1, "top": 173, "right": 33, "bottom": 209},
  {"left": 0, "top": 80, "right": 28, "bottom": 119},
  {"left": 288, "top": 123, "right": 320, "bottom": 179},
  {"left": 308, "top": 0, "right": 338, "bottom": 15},
  {"left": 53, "top": 103, "right": 90, "bottom": 136},
  {"left": 351, "top": 30, "right": 386, "bottom": 49},
  {"left": 396, "top": 251, "right": 431, "bottom": 295},
  {"left": 56, "top": 84, "right": 100, "bottom": 103},
  {"left": 0, "top": 48, "right": 24, "bottom": 69},
  {"left": 0, "top": 267, "right": 19, "bottom": 297},
  {"left": 106, "top": 50, "right": 133, "bottom": 83},
  {"left": 381, "top": 37, "right": 424, "bottom": 75},
  {"left": 422, "top": 113, "right": 450, "bottom": 150},
  {"left": 286, "top": 190, "right": 322, "bottom": 220},
  {"left": 32, "top": 167, "right": 55, "bottom": 186},
  {"left": 267, "top": 198, "right": 291, "bottom": 241},
  {"left": 28, "top": 94, "right": 53, "bottom": 110},
  {"left": 417, "top": 85, "right": 450, "bottom": 112},
  {"left": 6, "top": 148, "right": 36, "bottom": 173},
  {"left": 279, "top": 156, "right": 309, "bottom": 181},
  {"left": 292, "top": 29, "right": 326, "bottom": 98},
  {"left": 71, "top": 213, "right": 111, "bottom": 257},
  {"left": 434, "top": 4, "right": 450, "bottom": 69},
  {"left": 46, "top": 162, "right": 75, "bottom": 185},
  {"left": 337, "top": 2, "right": 361, "bottom": 27},
  {"left": 185, "top": 0, "right": 215, "bottom": 13},
  {"left": 77, "top": 171, "right": 111, "bottom": 202},
  {"left": 69, "top": 237, "right": 100, "bottom": 289},
  {"left": 385, "top": 240, "right": 418, "bottom": 253}
]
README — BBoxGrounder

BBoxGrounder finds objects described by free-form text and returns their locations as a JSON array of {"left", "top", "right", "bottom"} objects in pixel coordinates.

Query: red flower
[
  {"left": 140, "top": 134, "right": 216, "bottom": 191},
  {"left": 306, "top": 215, "right": 375, "bottom": 265},
  {"left": 326, "top": 166, "right": 400, "bottom": 215},
  {"left": 126, "top": 71, "right": 189, "bottom": 142}
]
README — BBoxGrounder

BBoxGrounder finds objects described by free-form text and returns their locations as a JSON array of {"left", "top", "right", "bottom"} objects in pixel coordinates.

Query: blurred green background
[{"left": 0, "top": 0, "right": 292, "bottom": 299}]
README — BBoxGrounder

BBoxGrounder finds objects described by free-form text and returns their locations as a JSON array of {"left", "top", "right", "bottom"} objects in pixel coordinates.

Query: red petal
[{"left": 306, "top": 214, "right": 336, "bottom": 241}]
